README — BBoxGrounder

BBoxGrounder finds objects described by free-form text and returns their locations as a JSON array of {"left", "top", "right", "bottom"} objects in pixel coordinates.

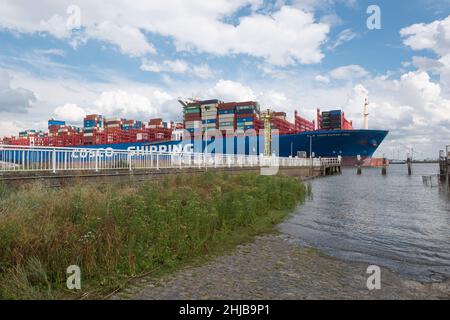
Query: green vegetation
[{"left": 0, "top": 173, "right": 309, "bottom": 299}]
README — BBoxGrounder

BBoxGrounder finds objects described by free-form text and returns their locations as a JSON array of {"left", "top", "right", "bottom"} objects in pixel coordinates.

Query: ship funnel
[{"left": 363, "top": 99, "right": 369, "bottom": 130}]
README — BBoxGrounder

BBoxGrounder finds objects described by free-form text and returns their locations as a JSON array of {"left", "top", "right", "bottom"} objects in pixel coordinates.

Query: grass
[{"left": 0, "top": 172, "right": 309, "bottom": 299}]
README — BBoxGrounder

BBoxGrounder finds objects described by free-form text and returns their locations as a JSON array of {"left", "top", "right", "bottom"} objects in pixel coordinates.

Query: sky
[{"left": 0, "top": 0, "right": 449, "bottom": 159}]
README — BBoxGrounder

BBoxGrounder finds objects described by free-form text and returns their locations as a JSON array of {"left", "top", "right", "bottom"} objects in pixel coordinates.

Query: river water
[{"left": 279, "top": 164, "right": 450, "bottom": 283}]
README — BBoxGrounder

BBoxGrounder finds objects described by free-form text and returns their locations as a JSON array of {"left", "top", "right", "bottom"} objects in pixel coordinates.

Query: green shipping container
[{"left": 185, "top": 109, "right": 200, "bottom": 114}]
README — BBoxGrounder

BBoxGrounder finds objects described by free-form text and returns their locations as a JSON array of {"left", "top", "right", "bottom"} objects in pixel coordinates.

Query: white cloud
[
  {"left": 329, "top": 65, "right": 369, "bottom": 80},
  {"left": 315, "top": 74, "right": 330, "bottom": 84},
  {"left": 227, "top": 6, "right": 329, "bottom": 65},
  {"left": 412, "top": 56, "right": 445, "bottom": 72},
  {"left": 400, "top": 15, "right": 450, "bottom": 56},
  {"left": 86, "top": 22, "right": 156, "bottom": 57},
  {"left": 39, "top": 14, "right": 71, "bottom": 39},
  {"left": 401, "top": 15, "right": 450, "bottom": 97},
  {"left": 34, "top": 48, "right": 66, "bottom": 56},
  {"left": 93, "top": 90, "right": 158, "bottom": 118},
  {"left": 140, "top": 59, "right": 216, "bottom": 79},
  {"left": 342, "top": 71, "right": 450, "bottom": 157},
  {"left": 192, "top": 64, "right": 216, "bottom": 79},
  {"left": 140, "top": 59, "right": 189, "bottom": 74},
  {"left": 0, "top": 120, "right": 25, "bottom": 137},
  {"left": 207, "top": 79, "right": 256, "bottom": 101},
  {"left": 259, "top": 90, "right": 291, "bottom": 114},
  {"left": 328, "top": 28, "right": 357, "bottom": 50},
  {"left": 0, "top": 69, "right": 36, "bottom": 113},
  {"left": 53, "top": 103, "right": 87, "bottom": 122},
  {"left": 0, "top": 1, "right": 330, "bottom": 65}
]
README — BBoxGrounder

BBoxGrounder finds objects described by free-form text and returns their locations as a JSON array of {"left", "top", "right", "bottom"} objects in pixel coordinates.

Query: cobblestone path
[{"left": 113, "top": 235, "right": 449, "bottom": 300}]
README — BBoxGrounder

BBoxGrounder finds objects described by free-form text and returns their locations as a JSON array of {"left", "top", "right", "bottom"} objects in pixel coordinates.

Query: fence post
[
  {"left": 52, "top": 148, "right": 56, "bottom": 173},
  {"left": 129, "top": 151, "right": 133, "bottom": 171},
  {"left": 95, "top": 150, "right": 99, "bottom": 172},
  {"left": 156, "top": 153, "right": 159, "bottom": 170}
]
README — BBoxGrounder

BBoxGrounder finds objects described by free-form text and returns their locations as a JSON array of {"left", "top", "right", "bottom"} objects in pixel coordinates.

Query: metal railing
[{"left": 0, "top": 145, "right": 340, "bottom": 173}]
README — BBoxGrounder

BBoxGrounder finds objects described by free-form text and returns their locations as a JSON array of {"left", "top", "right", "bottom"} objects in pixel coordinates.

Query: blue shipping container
[
  {"left": 84, "top": 120, "right": 97, "bottom": 127},
  {"left": 236, "top": 117, "right": 254, "bottom": 123},
  {"left": 48, "top": 120, "right": 66, "bottom": 127},
  {"left": 236, "top": 109, "right": 256, "bottom": 115},
  {"left": 218, "top": 110, "right": 235, "bottom": 115}
]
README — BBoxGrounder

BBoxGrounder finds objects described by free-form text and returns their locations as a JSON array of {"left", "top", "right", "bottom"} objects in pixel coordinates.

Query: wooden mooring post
[
  {"left": 357, "top": 155, "right": 362, "bottom": 175},
  {"left": 381, "top": 155, "right": 387, "bottom": 175},
  {"left": 439, "top": 147, "right": 450, "bottom": 189},
  {"left": 407, "top": 153, "right": 412, "bottom": 176}
]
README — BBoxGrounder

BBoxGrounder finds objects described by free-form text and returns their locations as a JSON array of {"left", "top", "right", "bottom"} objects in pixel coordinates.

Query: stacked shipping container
[
  {"left": 84, "top": 114, "right": 104, "bottom": 145},
  {"left": 235, "top": 101, "right": 260, "bottom": 131},
  {"left": 318, "top": 110, "right": 353, "bottom": 131},
  {"left": 201, "top": 100, "right": 219, "bottom": 132},
  {"left": 218, "top": 102, "right": 236, "bottom": 132},
  {"left": 184, "top": 103, "right": 202, "bottom": 133},
  {"left": 269, "top": 111, "right": 296, "bottom": 134},
  {"left": 294, "top": 111, "right": 315, "bottom": 132}
]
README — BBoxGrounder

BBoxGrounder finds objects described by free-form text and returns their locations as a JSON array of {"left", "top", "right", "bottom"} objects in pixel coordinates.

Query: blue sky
[{"left": 0, "top": 0, "right": 449, "bottom": 158}]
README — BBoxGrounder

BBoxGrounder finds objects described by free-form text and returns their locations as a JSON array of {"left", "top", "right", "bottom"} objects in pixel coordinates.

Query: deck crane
[{"left": 261, "top": 109, "right": 273, "bottom": 156}]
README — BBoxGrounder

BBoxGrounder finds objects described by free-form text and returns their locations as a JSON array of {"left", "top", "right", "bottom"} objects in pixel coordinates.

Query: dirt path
[{"left": 113, "top": 235, "right": 450, "bottom": 300}]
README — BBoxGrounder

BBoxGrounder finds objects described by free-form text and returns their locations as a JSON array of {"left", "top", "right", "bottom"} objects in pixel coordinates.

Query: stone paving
[{"left": 113, "top": 235, "right": 450, "bottom": 300}]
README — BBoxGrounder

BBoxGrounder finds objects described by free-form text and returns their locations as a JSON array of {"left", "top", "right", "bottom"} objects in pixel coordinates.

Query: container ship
[{"left": 0, "top": 99, "right": 388, "bottom": 166}]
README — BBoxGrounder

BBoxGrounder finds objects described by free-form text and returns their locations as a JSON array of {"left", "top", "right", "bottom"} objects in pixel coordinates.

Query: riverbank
[
  {"left": 117, "top": 234, "right": 450, "bottom": 300},
  {"left": 0, "top": 173, "right": 308, "bottom": 299}
]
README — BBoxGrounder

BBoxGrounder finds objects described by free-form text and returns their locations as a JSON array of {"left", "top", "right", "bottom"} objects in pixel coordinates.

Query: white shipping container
[
  {"left": 201, "top": 119, "right": 217, "bottom": 123},
  {"left": 185, "top": 122, "right": 201, "bottom": 129},
  {"left": 202, "top": 114, "right": 217, "bottom": 117},
  {"left": 84, "top": 133, "right": 94, "bottom": 137},
  {"left": 219, "top": 115, "right": 235, "bottom": 120}
]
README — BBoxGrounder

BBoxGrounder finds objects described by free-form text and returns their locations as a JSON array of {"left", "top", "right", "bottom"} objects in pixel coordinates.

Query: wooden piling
[
  {"left": 381, "top": 156, "right": 387, "bottom": 175},
  {"left": 407, "top": 156, "right": 412, "bottom": 176}
]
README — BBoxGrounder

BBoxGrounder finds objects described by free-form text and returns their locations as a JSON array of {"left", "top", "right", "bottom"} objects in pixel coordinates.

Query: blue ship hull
[
  {"left": 80, "top": 129, "right": 389, "bottom": 164},
  {"left": 0, "top": 130, "right": 388, "bottom": 167}
]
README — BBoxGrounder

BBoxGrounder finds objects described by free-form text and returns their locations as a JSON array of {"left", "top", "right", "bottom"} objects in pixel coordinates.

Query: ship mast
[{"left": 363, "top": 98, "right": 369, "bottom": 130}]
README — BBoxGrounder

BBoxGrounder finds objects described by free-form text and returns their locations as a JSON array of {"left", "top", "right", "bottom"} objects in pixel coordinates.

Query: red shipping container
[
  {"left": 235, "top": 101, "right": 257, "bottom": 107},
  {"left": 236, "top": 114, "right": 257, "bottom": 119},
  {"left": 149, "top": 118, "right": 163, "bottom": 124},
  {"left": 218, "top": 102, "right": 237, "bottom": 110},
  {"left": 184, "top": 115, "right": 202, "bottom": 121}
]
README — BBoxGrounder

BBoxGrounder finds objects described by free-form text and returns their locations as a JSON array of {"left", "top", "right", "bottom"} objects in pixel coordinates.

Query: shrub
[{"left": 0, "top": 172, "right": 307, "bottom": 299}]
